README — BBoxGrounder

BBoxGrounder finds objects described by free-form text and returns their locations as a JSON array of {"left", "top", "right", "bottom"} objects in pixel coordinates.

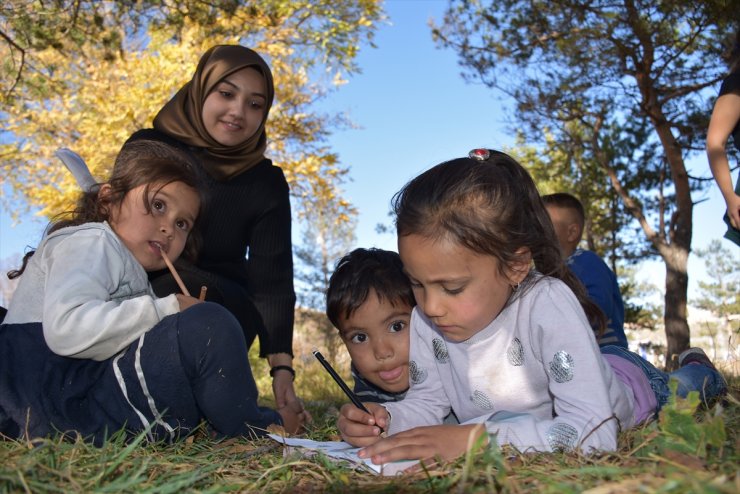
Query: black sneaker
[{"left": 678, "top": 348, "right": 717, "bottom": 371}]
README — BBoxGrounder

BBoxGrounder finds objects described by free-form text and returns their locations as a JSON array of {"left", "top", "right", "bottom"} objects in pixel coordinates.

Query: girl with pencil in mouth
[{"left": 0, "top": 139, "right": 305, "bottom": 445}]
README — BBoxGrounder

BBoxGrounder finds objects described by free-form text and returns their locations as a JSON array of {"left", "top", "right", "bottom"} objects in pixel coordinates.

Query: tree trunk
[
  {"left": 663, "top": 247, "right": 690, "bottom": 370},
  {"left": 640, "top": 89, "right": 693, "bottom": 371}
]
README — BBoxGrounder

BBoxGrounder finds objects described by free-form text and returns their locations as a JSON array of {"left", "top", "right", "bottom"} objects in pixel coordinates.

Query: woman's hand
[
  {"left": 358, "top": 424, "right": 488, "bottom": 467},
  {"left": 338, "top": 402, "right": 387, "bottom": 447},
  {"left": 277, "top": 398, "right": 308, "bottom": 434},
  {"left": 269, "top": 353, "right": 312, "bottom": 423},
  {"left": 726, "top": 193, "right": 740, "bottom": 229}
]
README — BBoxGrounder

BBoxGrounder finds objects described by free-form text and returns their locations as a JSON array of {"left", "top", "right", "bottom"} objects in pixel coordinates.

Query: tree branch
[{"left": 0, "top": 28, "right": 26, "bottom": 100}]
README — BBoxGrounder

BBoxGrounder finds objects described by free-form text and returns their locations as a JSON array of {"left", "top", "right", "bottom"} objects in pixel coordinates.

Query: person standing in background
[{"left": 707, "top": 30, "right": 740, "bottom": 246}]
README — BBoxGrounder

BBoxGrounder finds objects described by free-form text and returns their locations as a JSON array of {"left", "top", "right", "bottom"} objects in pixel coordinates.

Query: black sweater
[{"left": 128, "top": 129, "right": 296, "bottom": 357}]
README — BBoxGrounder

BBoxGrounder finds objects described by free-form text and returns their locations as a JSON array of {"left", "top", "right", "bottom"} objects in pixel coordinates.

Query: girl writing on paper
[{"left": 338, "top": 150, "right": 725, "bottom": 465}]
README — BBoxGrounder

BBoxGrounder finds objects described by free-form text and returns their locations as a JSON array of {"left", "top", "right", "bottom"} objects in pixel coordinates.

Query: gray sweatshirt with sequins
[{"left": 383, "top": 276, "right": 635, "bottom": 453}]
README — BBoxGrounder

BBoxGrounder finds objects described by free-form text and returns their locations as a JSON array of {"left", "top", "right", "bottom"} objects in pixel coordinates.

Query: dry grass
[{"left": 1, "top": 320, "right": 738, "bottom": 493}]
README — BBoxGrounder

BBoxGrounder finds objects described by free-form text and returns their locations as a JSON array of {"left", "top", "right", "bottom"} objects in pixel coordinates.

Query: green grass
[{"left": 2, "top": 351, "right": 738, "bottom": 493}]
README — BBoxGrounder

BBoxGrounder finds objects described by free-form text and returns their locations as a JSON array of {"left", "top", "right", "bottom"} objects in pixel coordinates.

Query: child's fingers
[
  {"left": 338, "top": 412, "right": 383, "bottom": 446},
  {"left": 175, "top": 294, "right": 203, "bottom": 311},
  {"left": 370, "top": 405, "right": 390, "bottom": 429},
  {"left": 361, "top": 424, "right": 486, "bottom": 464},
  {"left": 343, "top": 434, "right": 383, "bottom": 448},
  {"left": 359, "top": 432, "right": 434, "bottom": 464},
  {"left": 339, "top": 427, "right": 383, "bottom": 447},
  {"left": 340, "top": 419, "right": 382, "bottom": 438},
  {"left": 339, "top": 403, "right": 376, "bottom": 425},
  {"left": 337, "top": 403, "right": 386, "bottom": 446}
]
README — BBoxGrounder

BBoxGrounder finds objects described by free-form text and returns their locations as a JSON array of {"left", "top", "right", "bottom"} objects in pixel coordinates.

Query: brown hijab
[{"left": 153, "top": 45, "right": 274, "bottom": 180}]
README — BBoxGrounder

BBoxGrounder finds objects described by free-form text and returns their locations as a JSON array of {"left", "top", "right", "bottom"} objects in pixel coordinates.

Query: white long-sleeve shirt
[
  {"left": 5, "top": 222, "right": 179, "bottom": 360},
  {"left": 383, "top": 276, "right": 635, "bottom": 453}
]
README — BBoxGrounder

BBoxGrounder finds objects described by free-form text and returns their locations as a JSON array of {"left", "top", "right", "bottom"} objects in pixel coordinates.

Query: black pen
[{"left": 312, "top": 349, "right": 384, "bottom": 433}]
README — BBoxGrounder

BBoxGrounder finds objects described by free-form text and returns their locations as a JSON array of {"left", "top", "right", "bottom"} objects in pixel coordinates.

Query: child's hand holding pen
[
  {"left": 312, "top": 349, "right": 388, "bottom": 446},
  {"left": 337, "top": 401, "right": 389, "bottom": 447}
]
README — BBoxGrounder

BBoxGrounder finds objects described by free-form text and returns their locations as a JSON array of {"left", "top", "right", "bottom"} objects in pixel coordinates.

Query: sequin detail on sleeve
[
  {"left": 546, "top": 422, "right": 579, "bottom": 451},
  {"left": 507, "top": 337, "right": 524, "bottom": 366},
  {"left": 432, "top": 338, "right": 449, "bottom": 363},
  {"left": 409, "top": 360, "right": 428, "bottom": 384},
  {"left": 470, "top": 390, "right": 494, "bottom": 410},
  {"left": 549, "top": 350, "right": 574, "bottom": 383}
]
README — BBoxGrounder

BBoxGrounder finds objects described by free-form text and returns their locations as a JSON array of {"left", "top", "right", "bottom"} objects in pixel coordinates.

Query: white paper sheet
[{"left": 268, "top": 434, "right": 419, "bottom": 476}]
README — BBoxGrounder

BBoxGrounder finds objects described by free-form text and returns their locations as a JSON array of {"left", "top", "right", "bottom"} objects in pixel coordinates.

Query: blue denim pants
[{"left": 601, "top": 345, "right": 727, "bottom": 412}]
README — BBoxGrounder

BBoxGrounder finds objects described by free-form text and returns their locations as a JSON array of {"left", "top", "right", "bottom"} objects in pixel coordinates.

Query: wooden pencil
[{"left": 159, "top": 248, "right": 191, "bottom": 297}]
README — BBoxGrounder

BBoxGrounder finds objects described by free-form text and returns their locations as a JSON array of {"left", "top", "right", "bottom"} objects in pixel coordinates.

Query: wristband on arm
[{"left": 269, "top": 365, "right": 295, "bottom": 381}]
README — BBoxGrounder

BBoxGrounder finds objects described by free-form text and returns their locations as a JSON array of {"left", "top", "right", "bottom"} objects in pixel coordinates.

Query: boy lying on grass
[{"left": 326, "top": 248, "right": 415, "bottom": 405}]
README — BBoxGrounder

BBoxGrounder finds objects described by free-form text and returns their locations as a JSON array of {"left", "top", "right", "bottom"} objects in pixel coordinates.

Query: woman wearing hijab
[{"left": 127, "top": 45, "right": 305, "bottom": 415}]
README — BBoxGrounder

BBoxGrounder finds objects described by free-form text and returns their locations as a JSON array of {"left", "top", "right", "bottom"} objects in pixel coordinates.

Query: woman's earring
[{"left": 512, "top": 282, "right": 520, "bottom": 292}]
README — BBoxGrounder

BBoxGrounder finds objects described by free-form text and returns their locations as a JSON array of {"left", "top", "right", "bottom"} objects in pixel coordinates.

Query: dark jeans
[{"left": 0, "top": 303, "right": 280, "bottom": 444}]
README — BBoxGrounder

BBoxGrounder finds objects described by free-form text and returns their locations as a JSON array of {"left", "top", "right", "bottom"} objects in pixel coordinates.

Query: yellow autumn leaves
[{"left": 1, "top": 1, "right": 383, "bottom": 227}]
